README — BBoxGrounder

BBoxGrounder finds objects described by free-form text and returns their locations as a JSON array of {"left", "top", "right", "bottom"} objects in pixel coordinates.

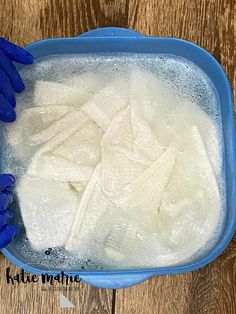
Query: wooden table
[{"left": 0, "top": 1, "right": 235, "bottom": 313}]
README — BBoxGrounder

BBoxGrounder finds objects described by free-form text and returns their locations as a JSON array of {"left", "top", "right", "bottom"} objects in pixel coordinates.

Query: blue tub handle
[
  {"left": 79, "top": 27, "right": 145, "bottom": 38},
  {"left": 80, "top": 272, "right": 155, "bottom": 289}
]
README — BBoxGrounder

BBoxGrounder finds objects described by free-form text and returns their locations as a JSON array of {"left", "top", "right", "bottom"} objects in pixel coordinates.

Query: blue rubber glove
[
  {"left": 0, "top": 38, "right": 33, "bottom": 122},
  {"left": 0, "top": 174, "right": 19, "bottom": 248}
]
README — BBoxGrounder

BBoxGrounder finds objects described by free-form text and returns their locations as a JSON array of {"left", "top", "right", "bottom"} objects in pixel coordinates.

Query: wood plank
[{"left": 0, "top": 254, "right": 113, "bottom": 314}]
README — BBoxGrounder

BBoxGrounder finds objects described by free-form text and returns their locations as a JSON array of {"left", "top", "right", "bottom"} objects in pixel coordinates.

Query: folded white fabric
[
  {"left": 28, "top": 154, "right": 93, "bottom": 182},
  {"left": 65, "top": 106, "right": 173, "bottom": 252},
  {"left": 27, "top": 110, "right": 93, "bottom": 181},
  {"left": 112, "top": 148, "right": 176, "bottom": 229},
  {"left": 53, "top": 121, "right": 103, "bottom": 167},
  {"left": 65, "top": 164, "right": 115, "bottom": 251},
  {"left": 101, "top": 106, "right": 164, "bottom": 196},
  {"left": 81, "top": 80, "right": 128, "bottom": 131}
]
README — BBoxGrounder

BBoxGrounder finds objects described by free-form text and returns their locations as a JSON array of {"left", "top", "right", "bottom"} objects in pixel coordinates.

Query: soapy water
[{"left": 1, "top": 53, "right": 225, "bottom": 270}]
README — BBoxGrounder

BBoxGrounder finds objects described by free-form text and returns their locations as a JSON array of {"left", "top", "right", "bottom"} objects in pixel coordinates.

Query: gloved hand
[
  {"left": 0, "top": 174, "right": 19, "bottom": 248},
  {"left": 0, "top": 38, "right": 33, "bottom": 122}
]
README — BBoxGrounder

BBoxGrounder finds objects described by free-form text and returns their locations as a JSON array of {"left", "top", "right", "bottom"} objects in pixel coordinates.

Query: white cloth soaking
[
  {"left": 17, "top": 175, "right": 80, "bottom": 250},
  {"left": 5, "top": 105, "right": 72, "bottom": 159},
  {"left": 65, "top": 107, "right": 174, "bottom": 251},
  {"left": 81, "top": 79, "right": 128, "bottom": 131},
  {"left": 34, "top": 72, "right": 110, "bottom": 107},
  {"left": 3, "top": 56, "right": 223, "bottom": 268}
]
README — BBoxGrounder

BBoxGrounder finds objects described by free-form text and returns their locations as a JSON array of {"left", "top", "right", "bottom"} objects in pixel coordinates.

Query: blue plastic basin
[{"left": 1, "top": 27, "right": 236, "bottom": 289}]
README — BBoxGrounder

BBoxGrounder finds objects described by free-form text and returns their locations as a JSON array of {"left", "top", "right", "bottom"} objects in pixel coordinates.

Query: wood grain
[
  {"left": 0, "top": 254, "right": 113, "bottom": 314},
  {"left": 0, "top": 0, "right": 235, "bottom": 313}
]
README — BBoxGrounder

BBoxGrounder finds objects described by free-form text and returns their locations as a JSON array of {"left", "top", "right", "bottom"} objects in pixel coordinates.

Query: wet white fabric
[
  {"left": 17, "top": 175, "right": 80, "bottom": 250},
  {"left": 101, "top": 106, "right": 163, "bottom": 196},
  {"left": 130, "top": 107, "right": 164, "bottom": 161},
  {"left": 28, "top": 154, "right": 93, "bottom": 182},
  {"left": 34, "top": 72, "right": 108, "bottom": 107},
  {"left": 79, "top": 125, "right": 221, "bottom": 267},
  {"left": 30, "top": 109, "right": 87, "bottom": 145},
  {"left": 150, "top": 98, "right": 221, "bottom": 176},
  {"left": 112, "top": 147, "right": 176, "bottom": 228},
  {"left": 129, "top": 67, "right": 168, "bottom": 123},
  {"left": 53, "top": 121, "right": 103, "bottom": 167},
  {"left": 4, "top": 60, "right": 222, "bottom": 268},
  {"left": 81, "top": 80, "right": 128, "bottom": 130},
  {"left": 157, "top": 126, "right": 220, "bottom": 239},
  {"left": 130, "top": 67, "right": 221, "bottom": 175},
  {"left": 104, "top": 227, "right": 138, "bottom": 261},
  {"left": 5, "top": 106, "right": 72, "bottom": 158},
  {"left": 129, "top": 126, "right": 221, "bottom": 266},
  {"left": 65, "top": 164, "right": 116, "bottom": 251},
  {"left": 27, "top": 111, "right": 90, "bottom": 180},
  {"left": 65, "top": 112, "right": 173, "bottom": 253}
]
